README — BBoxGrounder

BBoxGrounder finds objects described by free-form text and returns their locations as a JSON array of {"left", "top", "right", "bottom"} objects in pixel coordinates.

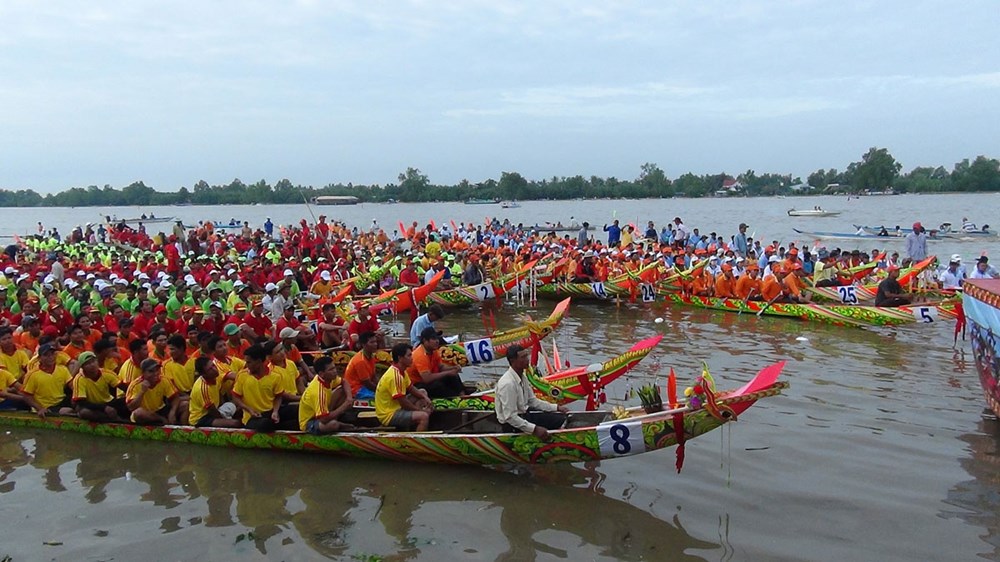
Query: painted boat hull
[
  {"left": 0, "top": 363, "right": 787, "bottom": 464},
  {"left": 421, "top": 261, "right": 537, "bottom": 308},
  {"left": 664, "top": 292, "right": 959, "bottom": 327},
  {"left": 962, "top": 279, "right": 1000, "bottom": 416}
]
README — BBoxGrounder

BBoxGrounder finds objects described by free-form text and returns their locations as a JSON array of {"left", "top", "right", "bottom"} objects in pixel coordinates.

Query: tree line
[{"left": 0, "top": 148, "right": 997, "bottom": 208}]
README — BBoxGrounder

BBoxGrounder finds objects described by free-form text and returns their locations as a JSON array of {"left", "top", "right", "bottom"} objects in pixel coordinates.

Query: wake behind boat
[{"left": 792, "top": 228, "right": 948, "bottom": 242}]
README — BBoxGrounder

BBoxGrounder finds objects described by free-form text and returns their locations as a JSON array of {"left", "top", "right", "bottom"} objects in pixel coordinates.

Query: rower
[
  {"left": 875, "top": 266, "right": 912, "bottom": 307},
  {"left": 407, "top": 327, "right": 464, "bottom": 398},
  {"left": 494, "top": 344, "right": 567, "bottom": 440},
  {"left": 298, "top": 356, "right": 354, "bottom": 434},
  {"left": 410, "top": 304, "right": 446, "bottom": 347},
  {"left": 126, "top": 358, "right": 187, "bottom": 425},
  {"left": 970, "top": 256, "right": 1000, "bottom": 279},
  {"left": 572, "top": 251, "right": 598, "bottom": 283},
  {"left": 72, "top": 351, "right": 126, "bottom": 422},
  {"left": 374, "top": 343, "right": 433, "bottom": 431},
  {"left": 714, "top": 264, "right": 737, "bottom": 298},
  {"left": 188, "top": 356, "right": 242, "bottom": 428},
  {"left": 347, "top": 303, "right": 386, "bottom": 350},
  {"left": 939, "top": 256, "right": 965, "bottom": 289},
  {"left": 231, "top": 344, "right": 296, "bottom": 431}
]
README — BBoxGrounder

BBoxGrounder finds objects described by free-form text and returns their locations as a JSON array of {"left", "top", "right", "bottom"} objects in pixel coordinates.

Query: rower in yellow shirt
[
  {"left": 20, "top": 343, "right": 73, "bottom": 418},
  {"left": 298, "top": 356, "right": 353, "bottom": 434},
  {"left": 231, "top": 344, "right": 295, "bottom": 431},
  {"left": 125, "top": 358, "right": 186, "bottom": 425},
  {"left": 71, "top": 351, "right": 125, "bottom": 422},
  {"left": 188, "top": 357, "right": 242, "bottom": 428},
  {"left": 374, "top": 343, "right": 433, "bottom": 431},
  {"left": 162, "top": 335, "right": 194, "bottom": 394},
  {"left": 0, "top": 327, "right": 30, "bottom": 381}
]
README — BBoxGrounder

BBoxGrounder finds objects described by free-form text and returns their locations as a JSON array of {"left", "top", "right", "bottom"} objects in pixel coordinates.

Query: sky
[{"left": 1, "top": 1, "right": 998, "bottom": 193}]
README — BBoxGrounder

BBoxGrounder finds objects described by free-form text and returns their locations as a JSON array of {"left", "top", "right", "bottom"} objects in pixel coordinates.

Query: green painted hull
[
  {"left": 0, "top": 373, "right": 786, "bottom": 464},
  {"left": 664, "top": 292, "right": 959, "bottom": 327}
]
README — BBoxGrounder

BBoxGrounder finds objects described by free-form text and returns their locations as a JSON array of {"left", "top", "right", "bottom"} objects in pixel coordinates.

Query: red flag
[{"left": 667, "top": 368, "right": 678, "bottom": 409}]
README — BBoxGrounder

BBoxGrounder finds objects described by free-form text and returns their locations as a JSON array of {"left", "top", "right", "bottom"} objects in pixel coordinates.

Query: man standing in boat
[
  {"left": 905, "top": 222, "right": 928, "bottom": 262},
  {"left": 495, "top": 344, "right": 567, "bottom": 440}
]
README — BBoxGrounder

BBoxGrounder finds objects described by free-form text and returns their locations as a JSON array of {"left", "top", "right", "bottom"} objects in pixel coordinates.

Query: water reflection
[
  {"left": 944, "top": 419, "right": 1000, "bottom": 559},
  {"left": 0, "top": 429, "right": 719, "bottom": 560}
]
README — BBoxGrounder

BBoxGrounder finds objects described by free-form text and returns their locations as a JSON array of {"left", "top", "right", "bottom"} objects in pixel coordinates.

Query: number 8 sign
[{"left": 597, "top": 420, "right": 644, "bottom": 457}]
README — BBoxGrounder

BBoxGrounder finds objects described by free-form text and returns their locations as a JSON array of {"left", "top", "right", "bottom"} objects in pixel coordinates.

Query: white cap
[
  {"left": 320, "top": 271, "right": 331, "bottom": 280},
  {"left": 65, "top": 279, "right": 78, "bottom": 288},
  {"left": 768, "top": 255, "right": 780, "bottom": 263},
  {"left": 951, "top": 254, "right": 962, "bottom": 263},
  {"left": 233, "top": 280, "right": 245, "bottom": 288},
  {"left": 16, "top": 273, "right": 30, "bottom": 283},
  {"left": 265, "top": 282, "right": 278, "bottom": 292},
  {"left": 115, "top": 278, "right": 129, "bottom": 285},
  {"left": 43, "top": 274, "right": 55, "bottom": 284},
  {"left": 159, "top": 280, "right": 172, "bottom": 289},
  {"left": 3, "top": 267, "right": 16, "bottom": 275},
  {"left": 283, "top": 269, "right": 294, "bottom": 276},
  {"left": 138, "top": 272, "right": 150, "bottom": 280},
  {"left": 76, "top": 270, "right": 86, "bottom": 277}
]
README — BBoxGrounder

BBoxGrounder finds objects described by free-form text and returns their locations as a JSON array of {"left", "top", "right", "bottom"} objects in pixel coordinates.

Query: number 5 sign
[{"left": 597, "top": 420, "right": 644, "bottom": 457}]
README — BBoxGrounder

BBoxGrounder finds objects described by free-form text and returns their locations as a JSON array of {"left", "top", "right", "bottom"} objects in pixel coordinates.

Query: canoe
[
  {"left": 430, "top": 334, "right": 665, "bottom": 411},
  {"left": 855, "top": 224, "right": 998, "bottom": 238},
  {"left": 421, "top": 261, "right": 537, "bottom": 307},
  {"left": 787, "top": 208, "right": 841, "bottom": 217},
  {"left": 803, "top": 256, "right": 940, "bottom": 303},
  {"left": 961, "top": 279, "right": 1000, "bottom": 416},
  {"left": 0, "top": 361, "right": 787, "bottom": 464},
  {"left": 535, "top": 262, "right": 660, "bottom": 301},
  {"left": 664, "top": 292, "right": 960, "bottom": 328},
  {"left": 793, "top": 228, "right": 948, "bottom": 242},
  {"left": 352, "top": 269, "right": 445, "bottom": 315},
  {"left": 326, "top": 297, "right": 571, "bottom": 369}
]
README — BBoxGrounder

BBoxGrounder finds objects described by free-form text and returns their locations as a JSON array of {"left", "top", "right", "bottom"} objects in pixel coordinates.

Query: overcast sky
[{"left": 1, "top": 1, "right": 997, "bottom": 192}]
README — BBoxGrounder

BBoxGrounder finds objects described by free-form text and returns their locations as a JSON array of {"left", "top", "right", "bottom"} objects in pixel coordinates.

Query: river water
[{"left": 1, "top": 194, "right": 999, "bottom": 561}]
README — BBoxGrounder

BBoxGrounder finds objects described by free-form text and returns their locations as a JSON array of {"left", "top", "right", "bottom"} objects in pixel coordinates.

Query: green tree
[{"left": 850, "top": 147, "right": 901, "bottom": 191}]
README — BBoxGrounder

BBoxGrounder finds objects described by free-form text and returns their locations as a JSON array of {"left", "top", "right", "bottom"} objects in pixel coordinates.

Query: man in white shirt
[
  {"left": 970, "top": 256, "right": 1000, "bottom": 279},
  {"left": 938, "top": 257, "right": 965, "bottom": 289},
  {"left": 494, "top": 345, "right": 568, "bottom": 440}
]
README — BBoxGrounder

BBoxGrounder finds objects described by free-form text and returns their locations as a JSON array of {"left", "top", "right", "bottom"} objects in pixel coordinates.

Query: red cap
[
  {"left": 154, "top": 304, "right": 167, "bottom": 313},
  {"left": 912, "top": 222, "right": 922, "bottom": 230}
]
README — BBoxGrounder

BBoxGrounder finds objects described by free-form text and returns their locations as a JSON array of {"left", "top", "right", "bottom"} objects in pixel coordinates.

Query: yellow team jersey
[
  {"left": 118, "top": 359, "right": 143, "bottom": 388},
  {"left": 125, "top": 377, "right": 178, "bottom": 420},
  {"left": 232, "top": 369, "right": 281, "bottom": 424},
  {"left": 0, "top": 348, "right": 30, "bottom": 381},
  {"left": 72, "top": 370, "right": 120, "bottom": 405},
  {"left": 214, "top": 356, "right": 246, "bottom": 396},
  {"left": 374, "top": 365, "right": 410, "bottom": 426},
  {"left": 27, "top": 350, "right": 70, "bottom": 372},
  {"left": 22, "top": 365, "right": 72, "bottom": 409},
  {"left": 298, "top": 375, "right": 342, "bottom": 431},
  {"left": 162, "top": 358, "right": 193, "bottom": 394},
  {"left": 188, "top": 377, "right": 222, "bottom": 426},
  {"left": 0, "top": 368, "right": 16, "bottom": 392},
  {"left": 270, "top": 359, "right": 300, "bottom": 396}
]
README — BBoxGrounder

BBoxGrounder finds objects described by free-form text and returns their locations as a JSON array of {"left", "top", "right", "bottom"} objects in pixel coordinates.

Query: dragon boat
[
  {"left": 0, "top": 362, "right": 787, "bottom": 464},
  {"left": 417, "top": 334, "right": 664, "bottom": 412},
  {"left": 962, "top": 279, "right": 1000, "bottom": 416},
  {"left": 535, "top": 262, "right": 660, "bottom": 301},
  {"left": 419, "top": 261, "right": 537, "bottom": 308},
  {"left": 664, "top": 292, "right": 959, "bottom": 328},
  {"left": 803, "top": 256, "right": 941, "bottom": 303},
  {"left": 324, "top": 298, "right": 571, "bottom": 370}
]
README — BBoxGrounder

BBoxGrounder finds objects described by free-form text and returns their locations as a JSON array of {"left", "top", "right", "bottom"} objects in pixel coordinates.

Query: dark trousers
[
  {"left": 416, "top": 376, "right": 465, "bottom": 399},
  {"left": 245, "top": 404, "right": 299, "bottom": 432},
  {"left": 502, "top": 411, "right": 566, "bottom": 433}
]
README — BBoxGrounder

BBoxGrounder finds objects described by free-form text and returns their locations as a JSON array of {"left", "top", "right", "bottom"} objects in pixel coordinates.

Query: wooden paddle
[
  {"left": 756, "top": 293, "right": 783, "bottom": 317},
  {"left": 445, "top": 412, "right": 496, "bottom": 434},
  {"left": 738, "top": 288, "right": 757, "bottom": 316}
]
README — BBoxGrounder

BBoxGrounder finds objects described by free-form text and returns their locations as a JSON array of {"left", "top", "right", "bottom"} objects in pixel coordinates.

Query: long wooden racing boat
[
  {"left": 962, "top": 279, "right": 1000, "bottom": 416},
  {"left": 0, "top": 362, "right": 787, "bottom": 464},
  {"left": 429, "top": 334, "right": 664, "bottom": 411},
  {"left": 420, "top": 261, "right": 537, "bottom": 308},
  {"left": 325, "top": 298, "right": 571, "bottom": 369},
  {"left": 664, "top": 292, "right": 959, "bottom": 328}
]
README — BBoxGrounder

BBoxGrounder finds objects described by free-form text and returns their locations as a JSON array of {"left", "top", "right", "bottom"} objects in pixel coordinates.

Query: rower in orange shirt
[
  {"left": 714, "top": 264, "right": 737, "bottom": 298},
  {"left": 760, "top": 263, "right": 785, "bottom": 302},
  {"left": 782, "top": 263, "right": 810, "bottom": 303},
  {"left": 691, "top": 268, "right": 714, "bottom": 297},
  {"left": 735, "top": 264, "right": 762, "bottom": 300}
]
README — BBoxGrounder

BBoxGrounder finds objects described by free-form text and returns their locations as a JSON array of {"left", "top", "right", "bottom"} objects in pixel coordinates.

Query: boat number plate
[
  {"left": 473, "top": 283, "right": 496, "bottom": 301},
  {"left": 640, "top": 283, "right": 656, "bottom": 302},
  {"left": 463, "top": 338, "right": 495, "bottom": 364},
  {"left": 912, "top": 307, "right": 937, "bottom": 323},
  {"left": 591, "top": 282, "right": 608, "bottom": 299},
  {"left": 597, "top": 420, "right": 644, "bottom": 457},
  {"left": 837, "top": 286, "right": 858, "bottom": 304}
]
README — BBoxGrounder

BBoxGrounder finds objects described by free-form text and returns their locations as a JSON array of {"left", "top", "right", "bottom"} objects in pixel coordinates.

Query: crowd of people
[{"left": 0, "top": 212, "right": 993, "bottom": 436}]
